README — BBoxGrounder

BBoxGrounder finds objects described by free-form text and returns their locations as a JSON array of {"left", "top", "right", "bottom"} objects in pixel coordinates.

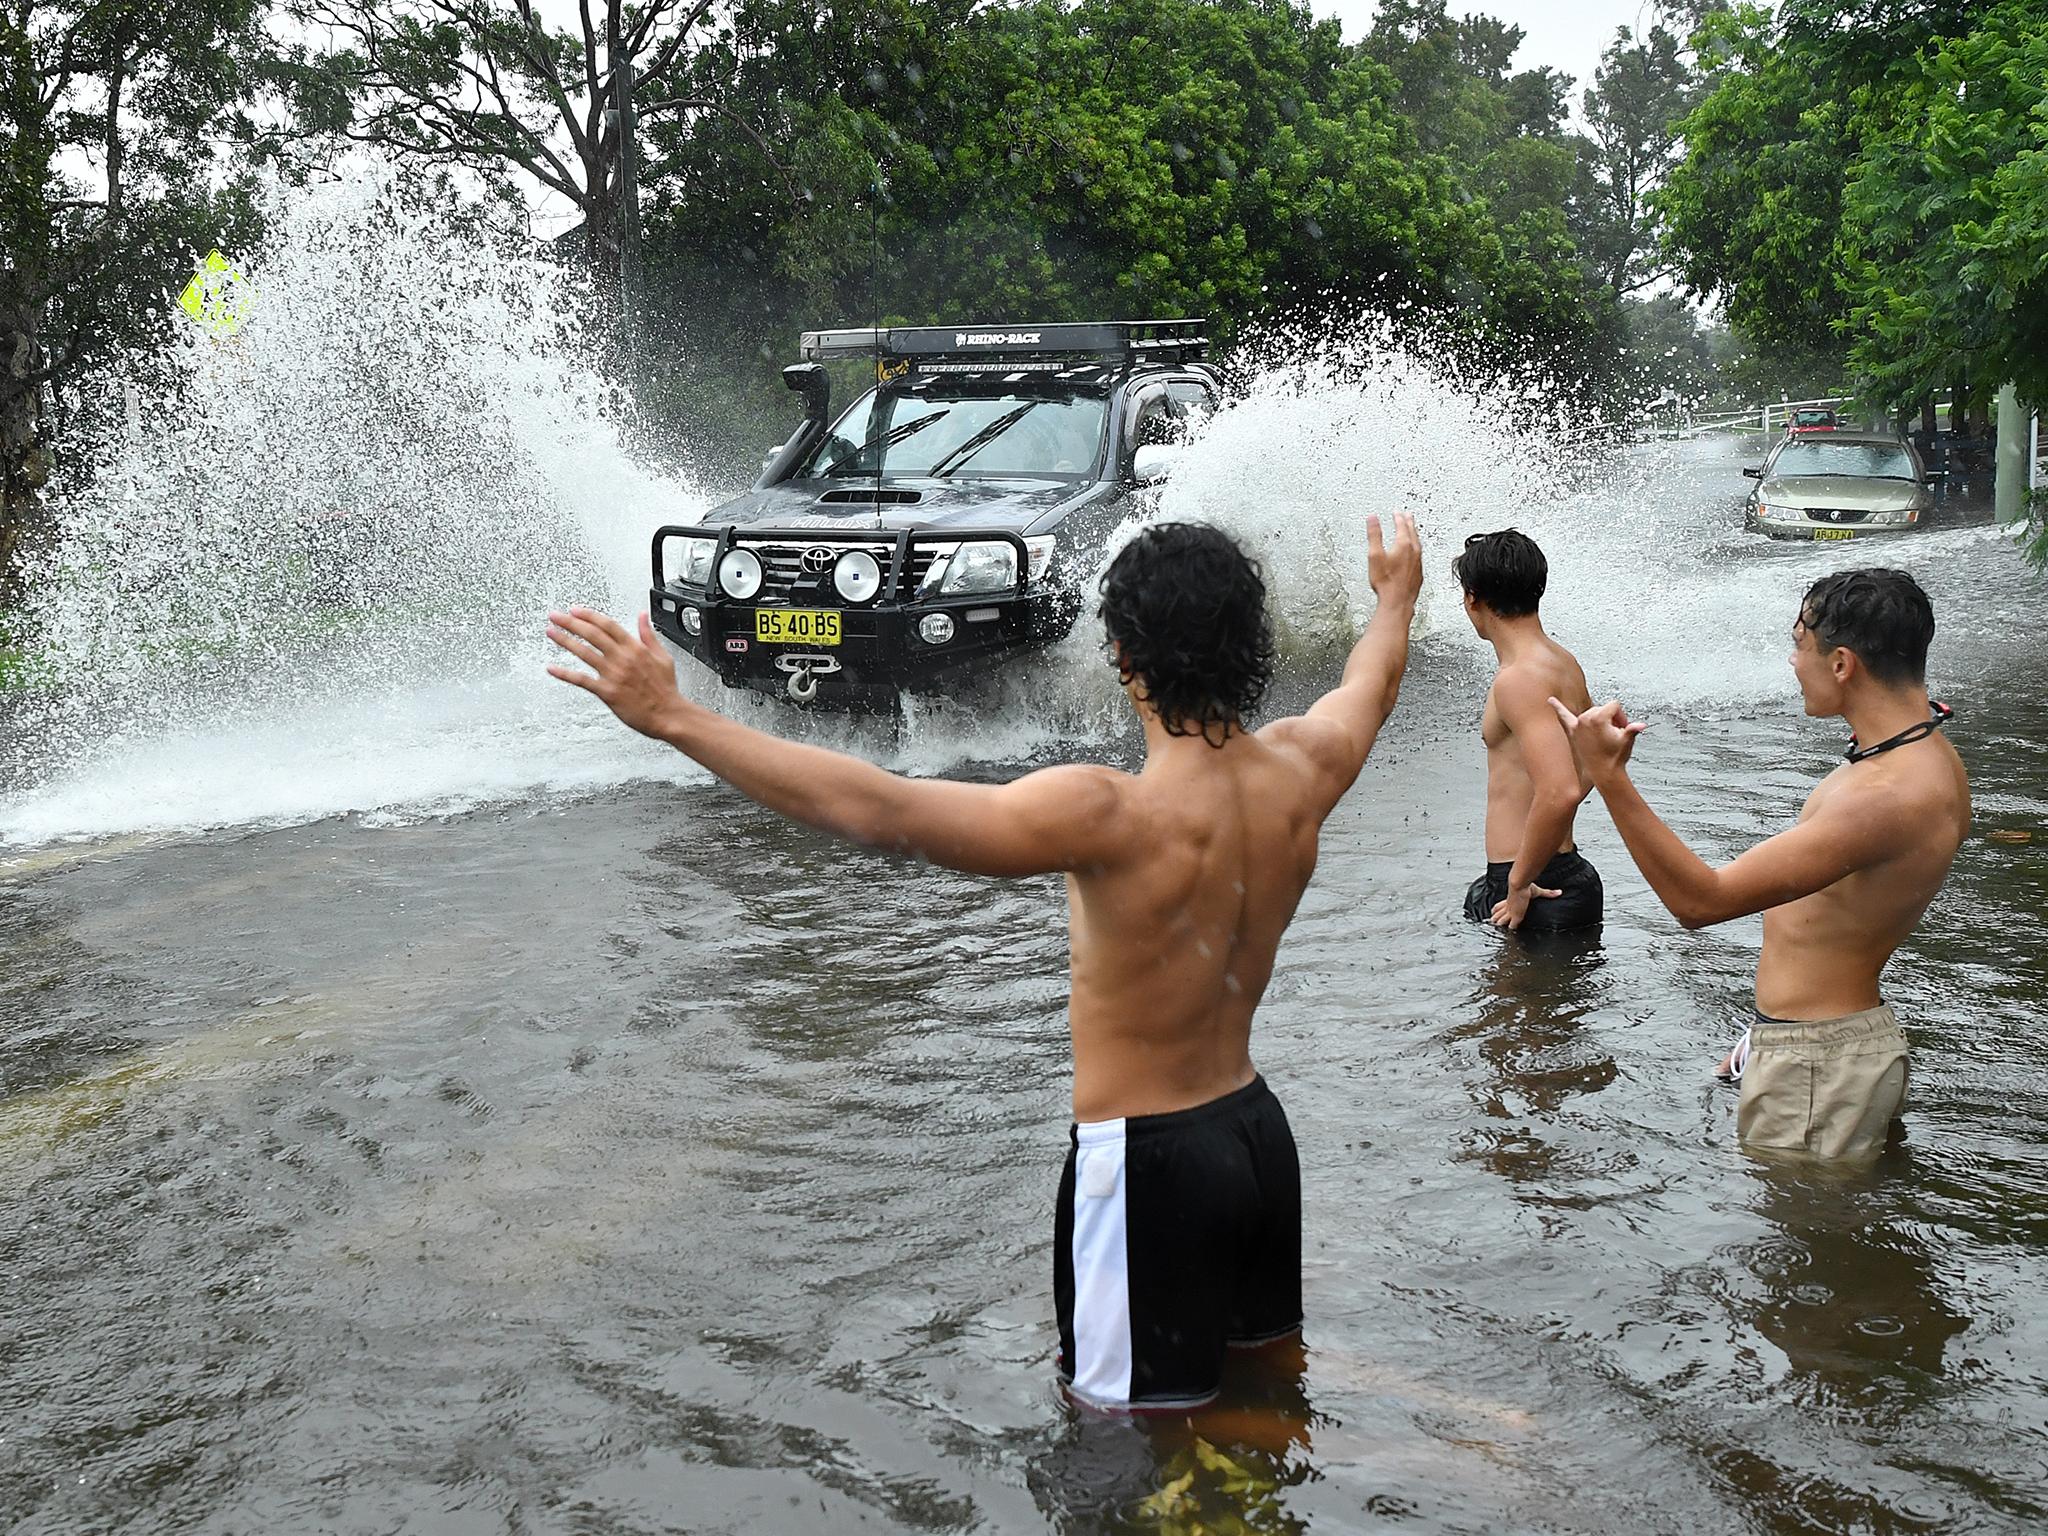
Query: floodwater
[{"left": 3, "top": 426, "right": 2045, "bottom": 1535}]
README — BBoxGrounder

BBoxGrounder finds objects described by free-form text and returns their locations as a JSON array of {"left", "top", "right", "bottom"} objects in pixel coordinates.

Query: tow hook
[{"left": 774, "top": 653, "right": 841, "bottom": 703}]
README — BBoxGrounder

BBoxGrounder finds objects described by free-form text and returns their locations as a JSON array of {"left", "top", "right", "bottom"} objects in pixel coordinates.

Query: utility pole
[{"left": 1995, "top": 383, "right": 2026, "bottom": 523}]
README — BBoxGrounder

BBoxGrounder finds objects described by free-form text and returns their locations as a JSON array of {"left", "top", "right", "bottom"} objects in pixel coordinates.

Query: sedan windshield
[
  {"left": 806, "top": 389, "right": 1106, "bottom": 479},
  {"left": 1770, "top": 440, "right": 1918, "bottom": 480}
]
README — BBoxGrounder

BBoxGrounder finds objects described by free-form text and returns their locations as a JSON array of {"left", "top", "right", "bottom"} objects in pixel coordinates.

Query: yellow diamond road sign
[{"left": 178, "top": 249, "right": 251, "bottom": 338}]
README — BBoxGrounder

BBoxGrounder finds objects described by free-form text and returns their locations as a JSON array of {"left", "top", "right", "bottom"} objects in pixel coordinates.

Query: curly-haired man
[
  {"left": 1554, "top": 568, "right": 1970, "bottom": 1161},
  {"left": 546, "top": 514, "right": 1424, "bottom": 1411}
]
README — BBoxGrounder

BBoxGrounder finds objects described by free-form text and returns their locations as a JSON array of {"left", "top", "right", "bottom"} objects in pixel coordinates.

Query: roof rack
[{"left": 798, "top": 319, "right": 1207, "bottom": 370}]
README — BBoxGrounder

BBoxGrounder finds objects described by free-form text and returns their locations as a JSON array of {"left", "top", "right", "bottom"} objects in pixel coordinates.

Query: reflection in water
[
  {"left": 1449, "top": 930, "right": 1618, "bottom": 1188},
  {"left": 1685, "top": 1156, "right": 1982, "bottom": 1533},
  {"left": 1030, "top": 1340, "right": 1315, "bottom": 1535},
  {"left": 1738, "top": 1155, "right": 1970, "bottom": 1406}
]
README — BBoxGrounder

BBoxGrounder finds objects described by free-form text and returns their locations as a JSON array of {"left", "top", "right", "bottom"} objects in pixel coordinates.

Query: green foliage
[
  {"left": 1661, "top": 0, "right": 2048, "bottom": 432},
  {"left": 2, "top": 0, "right": 271, "bottom": 600},
  {"left": 1620, "top": 293, "right": 1717, "bottom": 401},
  {"left": 1840, "top": 0, "right": 2048, "bottom": 411},
  {"left": 639, "top": 0, "right": 1628, "bottom": 461},
  {"left": 1578, "top": 23, "right": 1692, "bottom": 292},
  {"left": 2, "top": 0, "right": 270, "bottom": 377}
]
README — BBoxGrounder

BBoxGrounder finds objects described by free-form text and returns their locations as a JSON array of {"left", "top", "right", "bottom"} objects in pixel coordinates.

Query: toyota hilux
[{"left": 647, "top": 320, "right": 1219, "bottom": 707}]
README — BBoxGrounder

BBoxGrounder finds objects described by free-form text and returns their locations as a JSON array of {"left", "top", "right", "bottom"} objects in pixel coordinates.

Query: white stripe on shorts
[{"left": 1068, "top": 1117, "right": 1131, "bottom": 1407}]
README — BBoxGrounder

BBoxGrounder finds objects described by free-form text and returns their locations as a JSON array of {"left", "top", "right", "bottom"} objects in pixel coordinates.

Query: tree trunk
[{"left": 1, "top": 311, "right": 50, "bottom": 612}]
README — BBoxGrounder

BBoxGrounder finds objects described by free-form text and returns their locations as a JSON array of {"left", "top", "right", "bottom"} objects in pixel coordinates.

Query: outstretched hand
[
  {"left": 547, "top": 608, "right": 691, "bottom": 740},
  {"left": 1548, "top": 696, "right": 1647, "bottom": 786},
  {"left": 1367, "top": 511, "right": 1423, "bottom": 609}
]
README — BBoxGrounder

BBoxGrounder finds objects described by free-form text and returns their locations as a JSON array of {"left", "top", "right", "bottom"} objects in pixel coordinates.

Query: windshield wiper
[
  {"left": 821, "top": 410, "right": 949, "bottom": 477},
  {"left": 1779, "top": 470, "right": 1915, "bottom": 480},
  {"left": 928, "top": 401, "right": 1041, "bottom": 478}
]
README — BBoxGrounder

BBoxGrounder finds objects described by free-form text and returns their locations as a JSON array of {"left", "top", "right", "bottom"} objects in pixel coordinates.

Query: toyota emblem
[{"left": 801, "top": 546, "right": 835, "bottom": 574}]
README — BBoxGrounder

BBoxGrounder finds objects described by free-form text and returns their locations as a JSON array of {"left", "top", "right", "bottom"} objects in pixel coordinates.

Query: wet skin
[
  {"left": 1554, "top": 615, "right": 1971, "bottom": 1027},
  {"left": 1468, "top": 599, "right": 1595, "bottom": 929},
  {"left": 547, "top": 513, "right": 1426, "bottom": 1124}
]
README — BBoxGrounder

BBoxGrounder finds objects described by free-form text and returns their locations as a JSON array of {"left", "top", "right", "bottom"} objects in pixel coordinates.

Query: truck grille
[{"left": 733, "top": 539, "right": 946, "bottom": 603}]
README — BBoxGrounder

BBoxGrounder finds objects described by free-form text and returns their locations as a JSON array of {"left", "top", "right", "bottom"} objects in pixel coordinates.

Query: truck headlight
[
  {"left": 664, "top": 535, "right": 717, "bottom": 587},
  {"left": 939, "top": 541, "right": 1019, "bottom": 595},
  {"left": 834, "top": 549, "right": 882, "bottom": 602},
  {"left": 1024, "top": 535, "right": 1056, "bottom": 584},
  {"left": 717, "top": 548, "right": 764, "bottom": 600}
]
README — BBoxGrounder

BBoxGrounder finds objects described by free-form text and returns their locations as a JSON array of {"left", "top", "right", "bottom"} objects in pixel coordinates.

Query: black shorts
[
  {"left": 1463, "top": 849, "right": 1603, "bottom": 932},
  {"left": 1054, "top": 1075, "right": 1302, "bottom": 1410}
]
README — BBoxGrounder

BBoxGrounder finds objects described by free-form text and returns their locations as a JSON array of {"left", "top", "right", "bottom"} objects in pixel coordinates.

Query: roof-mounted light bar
[{"left": 798, "top": 319, "right": 1208, "bottom": 367}]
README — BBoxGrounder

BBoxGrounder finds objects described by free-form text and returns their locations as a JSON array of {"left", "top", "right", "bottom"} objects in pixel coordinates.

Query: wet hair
[
  {"left": 1099, "top": 522, "right": 1273, "bottom": 745},
  {"left": 1452, "top": 528, "right": 1547, "bottom": 617},
  {"left": 1800, "top": 568, "right": 1934, "bottom": 685}
]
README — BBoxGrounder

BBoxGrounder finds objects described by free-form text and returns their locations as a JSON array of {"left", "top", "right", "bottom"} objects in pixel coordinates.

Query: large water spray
[
  {"left": 5, "top": 168, "right": 2004, "bottom": 849},
  {"left": 3, "top": 168, "right": 701, "bottom": 844}
]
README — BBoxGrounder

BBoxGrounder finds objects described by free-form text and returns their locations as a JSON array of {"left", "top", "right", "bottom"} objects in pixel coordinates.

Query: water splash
[
  {"left": 1143, "top": 317, "right": 1782, "bottom": 708},
  {"left": 3, "top": 164, "right": 703, "bottom": 843},
  {"left": 4, "top": 178, "right": 2004, "bottom": 848}
]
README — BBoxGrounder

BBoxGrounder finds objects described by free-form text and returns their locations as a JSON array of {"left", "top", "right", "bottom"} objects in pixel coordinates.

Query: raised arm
[
  {"left": 1552, "top": 698, "right": 1900, "bottom": 928},
  {"left": 548, "top": 608, "right": 1130, "bottom": 877},
  {"left": 1263, "top": 511, "right": 1423, "bottom": 811}
]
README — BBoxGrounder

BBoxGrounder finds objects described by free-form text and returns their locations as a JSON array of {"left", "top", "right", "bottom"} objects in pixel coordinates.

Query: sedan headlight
[
  {"left": 939, "top": 541, "right": 1020, "bottom": 595},
  {"left": 664, "top": 535, "right": 717, "bottom": 587}
]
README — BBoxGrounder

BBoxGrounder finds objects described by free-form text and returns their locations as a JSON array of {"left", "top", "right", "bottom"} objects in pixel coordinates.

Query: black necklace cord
[{"left": 1845, "top": 701, "right": 1954, "bottom": 763}]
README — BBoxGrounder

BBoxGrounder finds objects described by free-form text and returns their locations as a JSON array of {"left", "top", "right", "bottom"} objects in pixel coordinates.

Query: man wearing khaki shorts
[{"left": 1552, "top": 570, "right": 1970, "bottom": 1160}]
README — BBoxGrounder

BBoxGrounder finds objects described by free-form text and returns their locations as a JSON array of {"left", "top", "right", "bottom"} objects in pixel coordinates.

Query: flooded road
[{"left": 3, "top": 436, "right": 2046, "bottom": 1535}]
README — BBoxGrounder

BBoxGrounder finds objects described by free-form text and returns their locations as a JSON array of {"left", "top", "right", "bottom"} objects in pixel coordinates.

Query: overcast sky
[{"left": 1314, "top": 0, "right": 1666, "bottom": 109}]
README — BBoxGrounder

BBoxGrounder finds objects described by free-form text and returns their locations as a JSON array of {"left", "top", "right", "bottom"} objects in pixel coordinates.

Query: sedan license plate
[
  {"left": 1813, "top": 529, "right": 1855, "bottom": 541},
  {"left": 755, "top": 608, "right": 841, "bottom": 646}
]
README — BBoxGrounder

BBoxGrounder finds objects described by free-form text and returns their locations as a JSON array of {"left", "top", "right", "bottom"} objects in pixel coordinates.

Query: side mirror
[
  {"left": 1742, "top": 466, "right": 1763, "bottom": 479},
  {"left": 1133, "top": 444, "right": 1179, "bottom": 486},
  {"left": 782, "top": 362, "right": 829, "bottom": 423}
]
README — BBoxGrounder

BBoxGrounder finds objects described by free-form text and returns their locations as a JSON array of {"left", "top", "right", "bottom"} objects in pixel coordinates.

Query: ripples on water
[{"left": 3, "top": 173, "right": 2047, "bottom": 1533}]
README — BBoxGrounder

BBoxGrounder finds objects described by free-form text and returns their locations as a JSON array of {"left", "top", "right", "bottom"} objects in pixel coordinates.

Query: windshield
[
  {"left": 803, "top": 388, "right": 1106, "bottom": 480},
  {"left": 1770, "top": 440, "right": 1917, "bottom": 479}
]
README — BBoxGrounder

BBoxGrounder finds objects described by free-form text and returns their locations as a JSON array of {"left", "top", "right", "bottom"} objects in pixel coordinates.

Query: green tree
[
  {"left": 272, "top": 1, "right": 791, "bottom": 299},
  {"left": 1657, "top": 4, "right": 1854, "bottom": 359},
  {"left": 640, "top": 0, "right": 1629, "bottom": 457},
  {"left": 1, "top": 0, "right": 268, "bottom": 603},
  {"left": 1838, "top": 0, "right": 2048, "bottom": 412},
  {"left": 1579, "top": 23, "right": 1691, "bottom": 292},
  {"left": 1660, "top": 0, "right": 2048, "bottom": 558}
]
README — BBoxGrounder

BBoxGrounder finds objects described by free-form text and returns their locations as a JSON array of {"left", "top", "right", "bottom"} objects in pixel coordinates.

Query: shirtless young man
[
  {"left": 1553, "top": 569, "right": 1969, "bottom": 1161},
  {"left": 1453, "top": 530, "right": 1601, "bottom": 933},
  {"left": 546, "top": 515, "right": 1426, "bottom": 1410}
]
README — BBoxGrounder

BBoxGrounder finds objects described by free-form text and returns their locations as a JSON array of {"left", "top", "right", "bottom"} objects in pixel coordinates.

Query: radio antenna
[{"left": 870, "top": 160, "right": 884, "bottom": 518}]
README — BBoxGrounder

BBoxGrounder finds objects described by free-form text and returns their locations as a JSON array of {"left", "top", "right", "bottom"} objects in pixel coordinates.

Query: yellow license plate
[
  {"left": 755, "top": 608, "right": 841, "bottom": 645},
  {"left": 1813, "top": 529, "right": 1855, "bottom": 541}
]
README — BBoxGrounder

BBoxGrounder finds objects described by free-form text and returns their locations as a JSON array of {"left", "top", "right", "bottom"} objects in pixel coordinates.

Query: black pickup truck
[{"left": 648, "top": 320, "right": 1220, "bottom": 708}]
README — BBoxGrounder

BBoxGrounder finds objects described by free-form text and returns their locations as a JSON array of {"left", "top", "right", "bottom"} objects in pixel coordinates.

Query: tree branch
[
  {"left": 637, "top": 95, "right": 798, "bottom": 200},
  {"left": 632, "top": 0, "right": 716, "bottom": 90}
]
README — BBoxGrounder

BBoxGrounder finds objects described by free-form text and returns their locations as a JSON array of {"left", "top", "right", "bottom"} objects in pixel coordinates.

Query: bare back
[
  {"left": 1065, "top": 731, "right": 1328, "bottom": 1121},
  {"left": 1481, "top": 637, "right": 1593, "bottom": 862},
  {"left": 1756, "top": 735, "right": 1971, "bottom": 1018}
]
